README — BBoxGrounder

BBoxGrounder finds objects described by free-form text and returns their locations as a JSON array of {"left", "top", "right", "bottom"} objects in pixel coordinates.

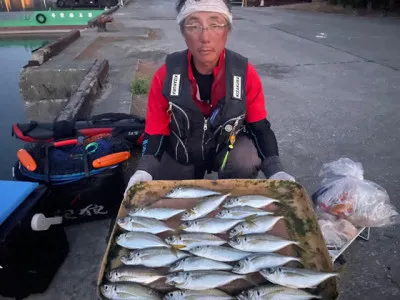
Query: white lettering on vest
[
  {"left": 233, "top": 75, "right": 241, "bottom": 99},
  {"left": 170, "top": 74, "right": 181, "bottom": 96}
]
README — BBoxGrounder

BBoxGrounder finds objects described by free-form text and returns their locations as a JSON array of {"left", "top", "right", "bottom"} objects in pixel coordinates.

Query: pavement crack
[{"left": 292, "top": 60, "right": 365, "bottom": 67}]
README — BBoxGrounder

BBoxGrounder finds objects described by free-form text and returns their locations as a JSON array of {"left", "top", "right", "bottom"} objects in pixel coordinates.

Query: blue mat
[{"left": 0, "top": 181, "right": 38, "bottom": 226}]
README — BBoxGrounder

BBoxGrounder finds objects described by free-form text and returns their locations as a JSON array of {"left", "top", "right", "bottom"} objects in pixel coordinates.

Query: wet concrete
[{"left": 6, "top": 0, "right": 400, "bottom": 299}]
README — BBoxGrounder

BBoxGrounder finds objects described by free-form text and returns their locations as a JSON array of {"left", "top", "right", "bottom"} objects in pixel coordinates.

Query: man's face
[{"left": 182, "top": 11, "right": 229, "bottom": 68}]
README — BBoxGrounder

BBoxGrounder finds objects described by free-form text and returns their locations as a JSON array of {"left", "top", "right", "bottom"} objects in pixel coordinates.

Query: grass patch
[{"left": 131, "top": 76, "right": 151, "bottom": 95}]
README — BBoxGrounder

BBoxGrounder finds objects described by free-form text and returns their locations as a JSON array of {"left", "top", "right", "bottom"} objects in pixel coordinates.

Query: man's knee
[{"left": 216, "top": 135, "right": 261, "bottom": 179}]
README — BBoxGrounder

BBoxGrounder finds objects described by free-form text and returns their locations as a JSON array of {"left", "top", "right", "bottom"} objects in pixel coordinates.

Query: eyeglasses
[{"left": 184, "top": 24, "right": 228, "bottom": 35}]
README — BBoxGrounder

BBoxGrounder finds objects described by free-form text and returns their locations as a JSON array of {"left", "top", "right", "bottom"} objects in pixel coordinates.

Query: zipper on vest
[{"left": 201, "top": 117, "right": 208, "bottom": 160}]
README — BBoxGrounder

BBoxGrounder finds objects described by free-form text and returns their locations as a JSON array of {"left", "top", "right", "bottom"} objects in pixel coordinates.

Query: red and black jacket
[{"left": 137, "top": 48, "right": 283, "bottom": 177}]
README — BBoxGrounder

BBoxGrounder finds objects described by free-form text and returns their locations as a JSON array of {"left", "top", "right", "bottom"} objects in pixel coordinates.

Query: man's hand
[
  {"left": 124, "top": 170, "right": 153, "bottom": 199},
  {"left": 269, "top": 171, "right": 296, "bottom": 182}
]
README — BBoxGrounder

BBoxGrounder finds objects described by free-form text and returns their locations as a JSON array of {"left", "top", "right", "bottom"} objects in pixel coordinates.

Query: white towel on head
[{"left": 176, "top": 0, "right": 232, "bottom": 25}]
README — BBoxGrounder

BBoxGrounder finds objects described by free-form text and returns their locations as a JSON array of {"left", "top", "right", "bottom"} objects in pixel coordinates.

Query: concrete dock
[{"left": 7, "top": 0, "right": 400, "bottom": 299}]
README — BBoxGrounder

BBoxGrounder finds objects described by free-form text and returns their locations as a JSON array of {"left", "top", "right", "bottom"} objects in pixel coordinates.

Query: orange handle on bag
[
  {"left": 17, "top": 149, "right": 37, "bottom": 171},
  {"left": 92, "top": 151, "right": 131, "bottom": 169}
]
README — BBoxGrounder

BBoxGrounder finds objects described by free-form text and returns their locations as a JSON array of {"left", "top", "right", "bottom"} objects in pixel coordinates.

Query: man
[{"left": 124, "top": 0, "right": 294, "bottom": 196}]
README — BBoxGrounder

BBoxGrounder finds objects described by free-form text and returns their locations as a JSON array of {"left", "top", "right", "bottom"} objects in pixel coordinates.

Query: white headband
[{"left": 177, "top": 0, "right": 232, "bottom": 25}]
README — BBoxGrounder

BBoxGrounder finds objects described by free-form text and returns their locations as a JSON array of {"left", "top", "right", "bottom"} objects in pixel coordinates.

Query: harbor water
[{"left": 0, "top": 38, "right": 49, "bottom": 180}]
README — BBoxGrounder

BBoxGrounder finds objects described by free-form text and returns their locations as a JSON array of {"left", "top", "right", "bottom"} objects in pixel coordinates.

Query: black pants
[{"left": 154, "top": 135, "right": 262, "bottom": 180}]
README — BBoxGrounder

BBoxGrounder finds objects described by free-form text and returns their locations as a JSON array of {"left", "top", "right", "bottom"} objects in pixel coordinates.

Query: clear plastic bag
[
  {"left": 317, "top": 218, "right": 358, "bottom": 248},
  {"left": 313, "top": 158, "right": 399, "bottom": 227}
]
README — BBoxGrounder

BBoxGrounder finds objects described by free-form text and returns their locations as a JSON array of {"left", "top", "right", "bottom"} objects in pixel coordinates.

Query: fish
[
  {"left": 121, "top": 247, "right": 190, "bottom": 268},
  {"left": 223, "top": 195, "right": 279, "bottom": 208},
  {"left": 106, "top": 266, "right": 165, "bottom": 284},
  {"left": 189, "top": 245, "right": 252, "bottom": 262},
  {"left": 163, "top": 289, "right": 233, "bottom": 300},
  {"left": 181, "top": 218, "right": 243, "bottom": 234},
  {"left": 259, "top": 267, "right": 339, "bottom": 289},
  {"left": 128, "top": 207, "right": 185, "bottom": 220},
  {"left": 228, "top": 216, "right": 284, "bottom": 238},
  {"left": 232, "top": 253, "right": 302, "bottom": 274},
  {"left": 236, "top": 285, "right": 321, "bottom": 300},
  {"left": 165, "top": 186, "right": 221, "bottom": 198},
  {"left": 100, "top": 282, "right": 161, "bottom": 299},
  {"left": 169, "top": 256, "right": 233, "bottom": 272},
  {"left": 215, "top": 206, "right": 272, "bottom": 219},
  {"left": 116, "top": 216, "right": 173, "bottom": 234},
  {"left": 165, "top": 233, "right": 226, "bottom": 250},
  {"left": 228, "top": 234, "right": 299, "bottom": 252},
  {"left": 181, "top": 194, "right": 231, "bottom": 221},
  {"left": 116, "top": 232, "right": 169, "bottom": 249},
  {"left": 165, "top": 270, "right": 245, "bottom": 290}
]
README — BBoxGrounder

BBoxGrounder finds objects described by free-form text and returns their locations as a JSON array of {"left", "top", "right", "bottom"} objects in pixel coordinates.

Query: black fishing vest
[{"left": 162, "top": 49, "right": 248, "bottom": 166}]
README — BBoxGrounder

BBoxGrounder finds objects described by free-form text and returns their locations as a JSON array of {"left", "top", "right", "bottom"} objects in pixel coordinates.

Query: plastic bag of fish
[{"left": 100, "top": 186, "right": 339, "bottom": 300}]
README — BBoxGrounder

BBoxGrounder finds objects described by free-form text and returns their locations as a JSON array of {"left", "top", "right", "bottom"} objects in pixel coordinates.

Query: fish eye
[
  {"left": 256, "top": 291, "right": 261, "bottom": 296},
  {"left": 113, "top": 286, "right": 117, "bottom": 291}
]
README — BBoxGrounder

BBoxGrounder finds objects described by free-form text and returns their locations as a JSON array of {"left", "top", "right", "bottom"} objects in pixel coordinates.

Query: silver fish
[
  {"left": 165, "top": 186, "right": 221, "bottom": 198},
  {"left": 106, "top": 266, "right": 165, "bottom": 284},
  {"left": 216, "top": 206, "right": 272, "bottom": 219},
  {"left": 165, "top": 270, "right": 245, "bottom": 290},
  {"left": 116, "top": 232, "right": 169, "bottom": 249},
  {"left": 165, "top": 233, "right": 226, "bottom": 250},
  {"left": 164, "top": 289, "right": 233, "bottom": 300},
  {"left": 228, "top": 234, "right": 299, "bottom": 252},
  {"left": 181, "top": 218, "right": 243, "bottom": 234},
  {"left": 117, "top": 216, "right": 173, "bottom": 234},
  {"left": 128, "top": 207, "right": 185, "bottom": 220},
  {"left": 236, "top": 285, "right": 321, "bottom": 300},
  {"left": 100, "top": 282, "right": 161, "bottom": 299},
  {"left": 232, "top": 253, "right": 301, "bottom": 274},
  {"left": 181, "top": 194, "right": 231, "bottom": 221},
  {"left": 169, "top": 256, "right": 232, "bottom": 272},
  {"left": 189, "top": 245, "right": 252, "bottom": 262},
  {"left": 228, "top": 216, "right": 284, "bottom": 238},
  {"left": 259, "top": 267, "right": 339, "bottom": 289},
  {"left": 121, "top": 247, "right": 190, "bottom": 267},
  {"left": 223, "top": 195, "right": 279, "bottom": 208}
]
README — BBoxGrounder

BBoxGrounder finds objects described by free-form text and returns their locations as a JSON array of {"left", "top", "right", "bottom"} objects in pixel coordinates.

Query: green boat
[
  {"left": 0, "top": 0, "right": 114, "bottom": 31},
  {"left": 0, "top": 9, "right": 105, "bottom": 28}
]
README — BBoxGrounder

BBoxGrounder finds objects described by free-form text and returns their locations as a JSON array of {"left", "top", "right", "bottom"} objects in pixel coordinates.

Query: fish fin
[
  {"left": 243, "top": 274, "right": 259, "bottom": 287},
  {"left": 244, "top": 215, "right": 258, "bottom": 227},
  {"left": 170, "top": 247, "right": 179, "bottom": 257},
  {"left": 172, "top": 244, "right": 186, "bottom": 250}
]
